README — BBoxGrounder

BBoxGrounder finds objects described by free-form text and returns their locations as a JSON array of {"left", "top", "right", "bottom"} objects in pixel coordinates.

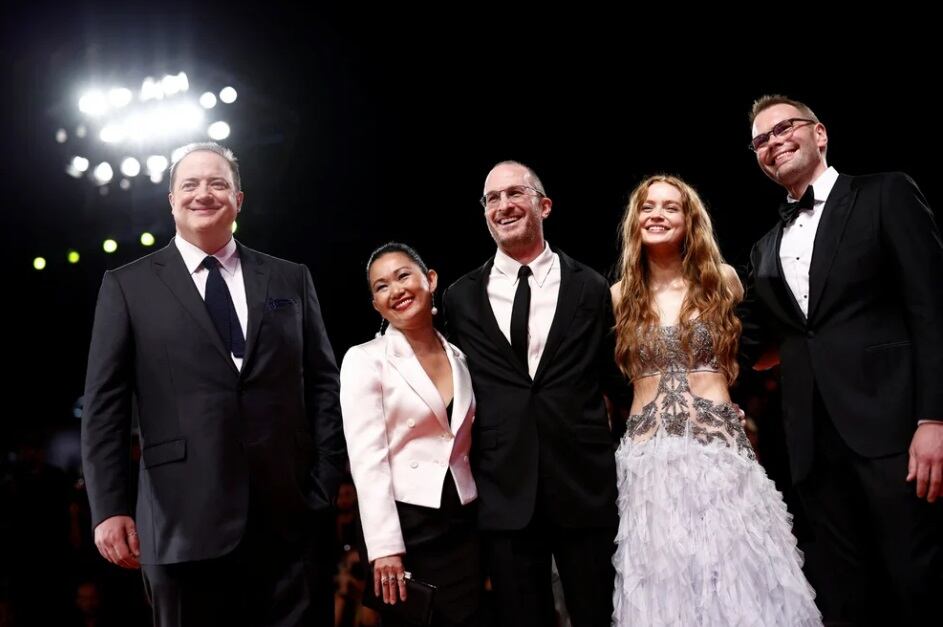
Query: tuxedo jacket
[
  {"left": 82, "top": 240, "right": 345, "bottom": 564},
  {"left": 339, "top": 327, "right": 477, "bottom": 562},
  {"left": 442, "top": 249, "right": 630, "bottom": 530},
  {"left": 741, "top": 172, "right": 943, "bottom": 480}
]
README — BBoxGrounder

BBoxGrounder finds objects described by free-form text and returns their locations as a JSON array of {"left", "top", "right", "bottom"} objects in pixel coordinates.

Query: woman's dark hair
[
  {"left": 365, "top": 242, "right": 431, "bottom": 336},
  {"left": 365, "top": 242, "right": 429, "bottom": 285}
]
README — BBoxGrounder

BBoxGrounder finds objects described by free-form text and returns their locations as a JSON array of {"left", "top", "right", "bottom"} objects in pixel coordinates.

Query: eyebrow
[
  {"left": 757, "top": 118, "right": 793, "bottom": 134},
  {"left": 179, "top": 176, "right": 231, "bottom": 185},
  {"left": 485, "top": 185, "right": 525, "bottom": 194},
  {"left": 371, "top": 265, "right": 412, "bottom": 288},
  {"left": 642, "top": 200, "right": 681, "bottom": 206}
]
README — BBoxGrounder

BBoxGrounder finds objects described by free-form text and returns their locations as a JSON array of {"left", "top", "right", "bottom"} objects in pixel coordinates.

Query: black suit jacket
[
  {"left": 82, "top": 241, "right": 345, "bottom": 564},
  {"left": 741, "top": 172, "right": 943, "bottom": 481},
  {"left": 442, "top": 249, "right": 629, "bottom": 531}
]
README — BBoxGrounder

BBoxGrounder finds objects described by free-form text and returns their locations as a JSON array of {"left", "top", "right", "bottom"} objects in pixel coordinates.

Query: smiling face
[
  {"left": 638, "top": 181, "right": 686, "bottom": 253},
  {"left": 369, "top": 251, "right": 438, "bottom": 332},
  {"left": 169, "top": 150, "right": 243, "bottom": 252},
  {"left": 752, "top": 103, "right": 828, "bottom": 192},
  {"left": 482, "top": 163, "right": 552, "bottom": 262}
]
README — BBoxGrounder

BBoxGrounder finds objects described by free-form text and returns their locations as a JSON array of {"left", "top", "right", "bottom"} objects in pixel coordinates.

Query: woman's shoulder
[
  {"left": 610, "top": 279, "right": 623, "bottom": 308},
  {"left": 341, "top": 335, "right": 387, "bottom": 367},
  {"left": 719, "top": 264, "right": 744, "bottom": 301}
]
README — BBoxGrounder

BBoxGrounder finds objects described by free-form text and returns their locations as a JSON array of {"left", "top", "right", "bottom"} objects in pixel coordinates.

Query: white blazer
[{"left": 340, "top": 327, "right": 477, "bottom": 562}]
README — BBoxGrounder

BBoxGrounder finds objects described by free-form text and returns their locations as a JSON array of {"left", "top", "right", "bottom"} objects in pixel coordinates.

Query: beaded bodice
[{"left": 624, "top": 322, "right": 754, "bottom": 459}]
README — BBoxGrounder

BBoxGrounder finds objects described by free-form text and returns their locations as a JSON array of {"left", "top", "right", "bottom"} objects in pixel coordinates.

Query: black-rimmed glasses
[{"left": 749, "top": 118, "right": 816, "bottom": 152}]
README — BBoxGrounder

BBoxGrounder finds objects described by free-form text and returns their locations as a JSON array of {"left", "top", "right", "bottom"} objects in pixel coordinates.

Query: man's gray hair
[{"left": 168, "top": 142, "right": 241, "bottom": 192}]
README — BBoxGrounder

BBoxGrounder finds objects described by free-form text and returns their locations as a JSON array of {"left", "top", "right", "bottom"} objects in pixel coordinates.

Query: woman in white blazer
[{"left": 340, "top": 243, "right": 479, "bottom": 627}]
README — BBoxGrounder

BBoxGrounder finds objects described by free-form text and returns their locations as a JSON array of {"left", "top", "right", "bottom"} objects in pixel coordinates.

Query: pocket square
[{"left": 266, "top": 297, "right": 297, "bottom": 310}]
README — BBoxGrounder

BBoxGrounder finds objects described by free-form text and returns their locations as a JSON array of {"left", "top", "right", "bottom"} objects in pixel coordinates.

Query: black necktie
[
  {"left": 510, "top": 265, "right": 532, "bottom": 367},
  {"left": 202, "top": 256, "right": 246, "bottom": 358},
  {"left": 778, "top": 185, "right": 815, "bottom": 225}
]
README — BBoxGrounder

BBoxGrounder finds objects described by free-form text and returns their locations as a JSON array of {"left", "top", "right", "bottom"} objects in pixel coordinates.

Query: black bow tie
[{"left": 778, "top": 185, "right": 816, "bottom": 225}]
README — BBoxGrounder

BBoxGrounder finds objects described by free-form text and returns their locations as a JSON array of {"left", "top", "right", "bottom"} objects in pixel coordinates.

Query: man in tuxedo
[
  {"left": 81, "top": 142, "right": 345, "bottom": 626},
  {"left": 442, "top": 161, "right": 629, "bottom": 627},
  {"left": 742, "top": 95, "right": 943, "bottom": 624}
]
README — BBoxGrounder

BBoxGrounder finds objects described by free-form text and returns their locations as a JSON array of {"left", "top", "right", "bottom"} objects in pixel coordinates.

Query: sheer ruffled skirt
[{"left": 612, "top": 433, "right": 822, "bottom": 626}]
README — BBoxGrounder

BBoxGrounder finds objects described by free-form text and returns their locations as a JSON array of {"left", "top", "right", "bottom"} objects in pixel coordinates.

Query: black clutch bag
[{"left": 361, "top": 572, "right": 437, "bottom": 626}]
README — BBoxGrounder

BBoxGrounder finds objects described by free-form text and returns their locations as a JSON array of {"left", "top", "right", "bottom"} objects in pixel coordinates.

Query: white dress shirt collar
[
  {"left": 175, "top": 236, "right": 239, "bottom": 276},
  {"left": 493, "top": 242, "right": 556, "bottom": 287},
  {"left": 787, "top": 166, "right": 839, "bottom": 205}
]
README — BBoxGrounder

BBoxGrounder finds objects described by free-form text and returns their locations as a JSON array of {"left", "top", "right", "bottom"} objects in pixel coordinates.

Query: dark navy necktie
[
  {"left": 202, "top": 256, "right": 245, "bottom": 358},
  {"left": 778, "top": 185, "right": 815, "bottom": 225},
  {"left": 510, "top": 265, "right": 532, "bottom": 367}
]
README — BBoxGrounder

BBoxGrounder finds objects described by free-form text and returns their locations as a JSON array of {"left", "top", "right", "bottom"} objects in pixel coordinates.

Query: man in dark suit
[
  {"left": 81, "top": 142, "right": 345, "bottom": 627},
  {"left": 742, "top": 95, "right": 943, "bottom": 624},
  {"left": 442, "top": 161, "right": 629, "bottom": 627}
]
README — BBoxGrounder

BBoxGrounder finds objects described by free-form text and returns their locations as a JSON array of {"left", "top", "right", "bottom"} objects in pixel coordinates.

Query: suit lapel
[
  {"left": 773, "top": 227, "right": 808, "bottom": 325},
  {"left": 755, "top": 227, "right": 806, "bottom": 331},
  {"left": 475, "top": 258, "right": 531, "bottom": 381},
  {"left": 807, "top": 175, "right": 856, "bottom": 322},
  {"left": 533, "top": 250, "right": 582, "bottom": 383},
  {"left": 152, "top": 242, "right": 236, "bottom": 371},
  {"left": 385, "top": 329, "right": 451, "bottom": 433},
  {"left": 238, "top": 244, "right": 271, "bottom": 373},
  {"left": 445, "top": 340, "right": 473, "bottom": 434}
]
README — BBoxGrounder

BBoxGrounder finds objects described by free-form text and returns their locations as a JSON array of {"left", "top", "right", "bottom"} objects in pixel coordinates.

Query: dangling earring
[
  {"left": 430, "top": 292, "right": 438, "bottom": 316},
  {"left": 375, "top": 317, "right": 389, "bottom": 339}
]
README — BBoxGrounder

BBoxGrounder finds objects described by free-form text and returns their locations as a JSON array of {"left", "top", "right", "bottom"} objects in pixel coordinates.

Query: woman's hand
[{"left": 372, "top": 554, "right": 407, "bottom": 604}]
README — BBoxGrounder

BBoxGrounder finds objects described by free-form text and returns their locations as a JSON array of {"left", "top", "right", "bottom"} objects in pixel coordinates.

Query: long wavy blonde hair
[{"left": 613, "top": 175, "right": 741, "bottom": 384}]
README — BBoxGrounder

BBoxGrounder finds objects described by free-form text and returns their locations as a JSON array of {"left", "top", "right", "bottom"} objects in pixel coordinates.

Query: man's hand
[
  {"left": 94, "top": 515, "right": 141, "bottom": 569},
  {"left": 907, "top": 423, "right": 943, "bottom": 503}
]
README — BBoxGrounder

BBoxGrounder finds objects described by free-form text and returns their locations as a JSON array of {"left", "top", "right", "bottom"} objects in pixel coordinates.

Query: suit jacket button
[
  {"left": 410, "top": 461, "right": 418, "bottom": 469},
  {"left": 407, "top": 419, "right": 416, "bottom": 428},
  {"left": 806, "top": 330, "right": 815, "bottom": 338}
]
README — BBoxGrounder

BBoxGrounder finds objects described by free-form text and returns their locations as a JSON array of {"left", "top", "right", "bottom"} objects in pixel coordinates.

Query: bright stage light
[
  {"left": 207, "top": 121, "right": 230, "bottom": 140},
  {"left": 120, "top": 157, "right": 141, "bottom": 177},
  {"left": 219, "top": 87, "right": 237, "bottom": 104},
  {"left": 93, "top": 162, "right": 114, "bottom": 184}
]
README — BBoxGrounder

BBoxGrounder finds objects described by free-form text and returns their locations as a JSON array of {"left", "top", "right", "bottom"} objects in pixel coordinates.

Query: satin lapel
[
  {"left": 445, "top": 340, "right": 473, "bottom": 434},
  {"left": 807, "top": 175, "right": 856, "bottom": 322},
  {"left": 773, "top": 226, "right": 808, "bottom": 325},
  {"left": 385, "top": 330, "right": 450, "bottom": 433},
  {"left": 152, "top": 242, "right": 236, "bottom": 372},
  {"left": 756, "top": 227, "right": 806, "bottom": 330}
]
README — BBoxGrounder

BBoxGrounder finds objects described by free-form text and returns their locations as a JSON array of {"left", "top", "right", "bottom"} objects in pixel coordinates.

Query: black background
[{"left": 3, "top": 4, "right": 938, "bottom": 441}]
